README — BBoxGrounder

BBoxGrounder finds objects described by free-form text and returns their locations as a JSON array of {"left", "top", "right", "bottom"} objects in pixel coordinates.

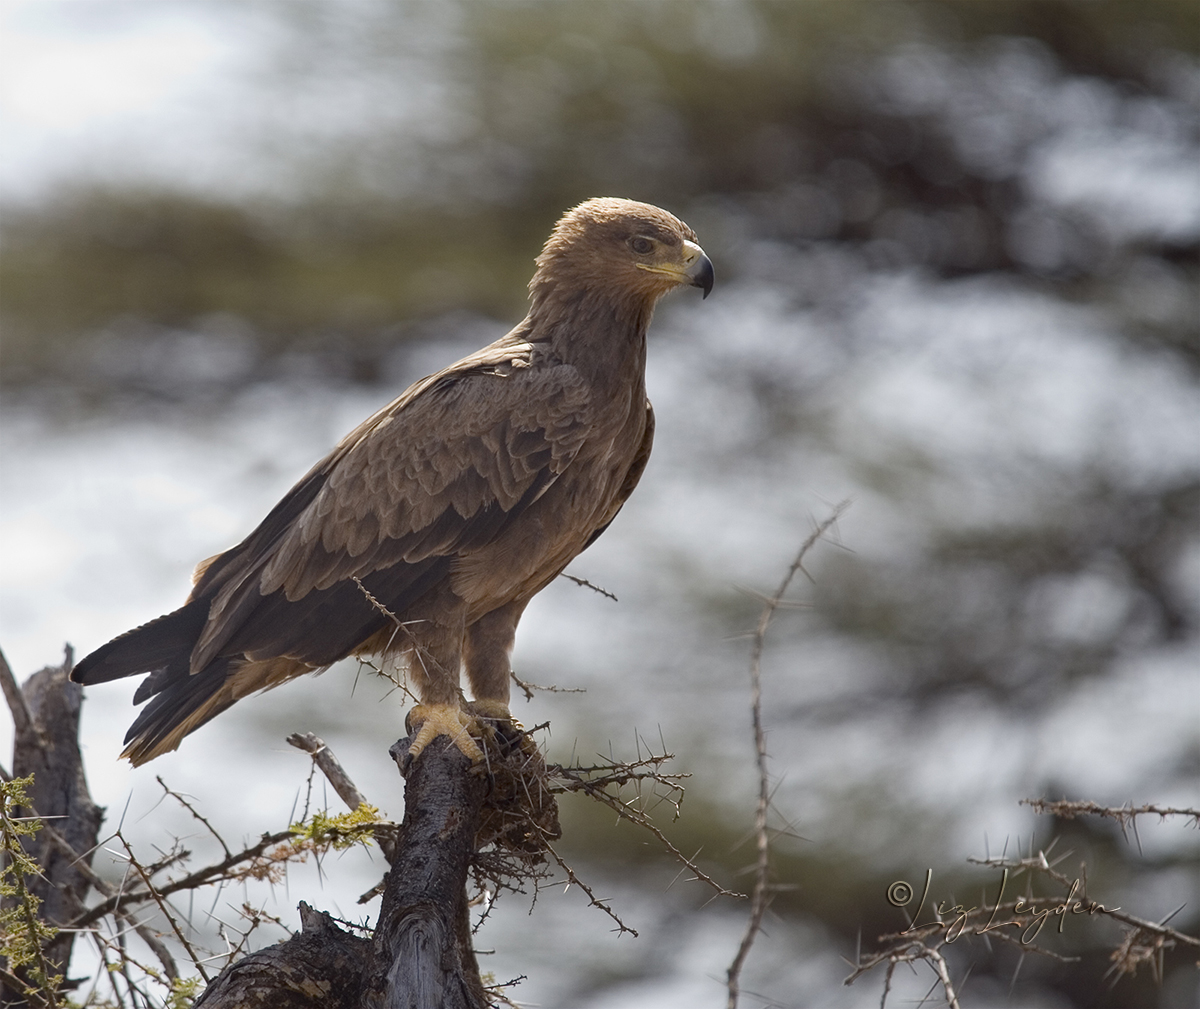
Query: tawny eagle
[{"left": 71, "top": 198, "right": 713, "bottom": 765}]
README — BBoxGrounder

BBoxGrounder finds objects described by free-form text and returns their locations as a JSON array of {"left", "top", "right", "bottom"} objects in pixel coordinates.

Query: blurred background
[{"left": 1, "top": 1, "right": 1197, "bottom": 1006}]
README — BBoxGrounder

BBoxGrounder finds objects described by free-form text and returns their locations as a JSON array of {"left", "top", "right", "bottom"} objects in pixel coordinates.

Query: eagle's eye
[{"left": 630, "top": 236, "right": 655, "bottom": 255}]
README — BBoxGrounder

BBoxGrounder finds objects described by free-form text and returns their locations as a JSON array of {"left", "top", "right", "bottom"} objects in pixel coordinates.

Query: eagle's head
[{"left": 531, "top": 197, "right": 714, "bottom": 315}]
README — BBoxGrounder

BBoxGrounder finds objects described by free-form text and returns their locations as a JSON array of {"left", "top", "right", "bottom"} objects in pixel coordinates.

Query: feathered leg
[
  {"left": 463, "top": 599, "right": 533, "bottom": 752},
  {"left": 397, "top": 587, "right": 482, "bottom": 763}
]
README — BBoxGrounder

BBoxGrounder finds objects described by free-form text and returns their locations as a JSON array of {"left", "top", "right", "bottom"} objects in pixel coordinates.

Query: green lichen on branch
[
  {"left": 231, "top": 803, "right": 391, "bottom": 886},
  {"left": 164, "top": 975, "right": 202, "bottom": 1009},
  {"left": 1, "top": 774, "right": 63, "bottom": 1007},
  {"left": 290, "top": 803, "right": 386, "bottom": 852}
]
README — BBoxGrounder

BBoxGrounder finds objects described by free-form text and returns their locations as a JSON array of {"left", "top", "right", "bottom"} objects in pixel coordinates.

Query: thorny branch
[
  {"left": 509, "top": 671, "right": 586, "bottom": 702},
  {"left": 67, "top": 827, "right": 299, "bottom": 930},
  {"left": 849, "top": 804, "right": 1200, "bottom": 1006},
  {"left": 154, "top": 777, "right": 231, "bottom": 860},
  {"left": 350, "top": 575, "right": 450, "bottom": 692},
  {"left": 2, "top": 793, "right": 183, "bottom": 984},
  {"left": 20, "top": 738, "right": 385, "bottom": 1006},
  {"left": 548, "top": 753, "right": 742, "bottom": 901},
  {"left": 968, "top": 850, "right": 1200, "bottom": 951},
  {"left": 843, "top": 885, "right": 1092, "bottom": 1008},
  {"left": 543, "top": 841, "right": 638, "bottom": 936},
  {"left": 726, "top": 502, "right": 850, "bottom": 1009},
  {"left": 847, "top": 940, "right": 965, "bottom": 1009},
  {"left": 1020, "top": 798, "right": 1200, "bottom": 829}
]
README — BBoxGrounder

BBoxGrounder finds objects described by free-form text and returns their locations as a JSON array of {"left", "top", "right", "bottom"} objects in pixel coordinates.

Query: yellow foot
[
  {"left": 468, "top": 699, "right": 537, "bottom": 755},
  {"left": 406, "top": 703, "right": 484, "bottom": 764}
]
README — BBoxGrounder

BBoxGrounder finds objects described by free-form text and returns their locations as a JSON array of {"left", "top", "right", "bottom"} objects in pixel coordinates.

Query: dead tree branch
[
  {"left": 550, "top": 754, "right": 741, "bottom": 901},
  {"left": 287, "top": 732, "right": 368, "bottom": 812},
  {"left": 67, "top": 828, "right": 298, "bottom": 931},
  {"left": 2, "top": 645, "right": 104, "bottom": 1001}
]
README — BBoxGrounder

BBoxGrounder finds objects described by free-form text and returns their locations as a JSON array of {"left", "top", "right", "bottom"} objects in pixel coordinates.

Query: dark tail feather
[
  {"left": 73, "top": 599, "right": 228, "bottom": 764},
  {"left": 121, "top": 657, "right": 237, "bottom": 766},
  {"left": 71, "top": 601, "right": 209, "bottom": 685}
]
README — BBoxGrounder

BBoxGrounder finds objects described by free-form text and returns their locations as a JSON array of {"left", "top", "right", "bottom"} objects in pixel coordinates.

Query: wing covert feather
[{"left": 259, "top": 356, "right": 593, "bottom": 600}]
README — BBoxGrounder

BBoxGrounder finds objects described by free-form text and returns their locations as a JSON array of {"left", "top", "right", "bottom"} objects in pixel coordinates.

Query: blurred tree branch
[{"left": 727, "top": 502, "right": 850, "bottom": 1009}]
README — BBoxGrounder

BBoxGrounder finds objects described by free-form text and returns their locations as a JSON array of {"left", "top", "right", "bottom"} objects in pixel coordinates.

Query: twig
[
  {"left": 16, "top": 806, "right": 182, "bottom": 984},
  {"left": 510, "top": 671, "right": 586, "bottom": 702},
  {"left": 88, "top": 923, "right": 179, "bottom": 1003},
  {"left": 117, "top": 910, "right": 179, "bottom": 982},
  {"left": 925, "top": 944, "right": 962, "bottom": 1009},
  {"left": 117, "top": 832, "right": 211, "bottom": 982},
  {"left": 67, "top": 829, "right": 297, "bottom": 929},
  {"left": 558, "top": 572, "right": 618, "bottom": 602},
  {"left": 213, "top": 902, "right": 290, "bottom": 967},
  {"left": 155, "top": 777, "right": 231, "bottom": 860},
  {"left": 286, "top": 733, "right": 367, "bottom": 812},
  {"left": 553, "top": 761, "right": 742, "bottom": 900},
  {"left": 0, "top": 966, "right": 53, "bottom": 1009},
  {"left": 727, "top": 502, "right": 849, "bottom": 1009},
  {"left": 1105, "top": 909, "right": 1199, "bottom": 950},
  {"left": 845, "top": 939, "right": 964, "bottom": 1008},
  {"left": 543, "top": 841, "right": 637, "bottom": 936},
  {"left": 969, "top": 852, "right": 1200, "bottom": 949}
]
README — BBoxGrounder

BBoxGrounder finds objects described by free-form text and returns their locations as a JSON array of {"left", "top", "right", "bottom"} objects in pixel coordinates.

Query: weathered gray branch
[{"left": 286, "top": 732, "right": 369, "bottom": 812}]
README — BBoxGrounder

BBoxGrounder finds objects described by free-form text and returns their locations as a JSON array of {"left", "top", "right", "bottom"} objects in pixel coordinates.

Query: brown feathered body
[{"left": 71, "top": 198, "right": 712, "bottom": 764}]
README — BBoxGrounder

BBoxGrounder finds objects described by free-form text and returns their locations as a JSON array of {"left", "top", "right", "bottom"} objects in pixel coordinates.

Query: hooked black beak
[
  {"left": 690, "top": 253, "right": 714, "bottom": 299},
  {"left": 683, "top": 240, "right": 715, "bottom": 299}
]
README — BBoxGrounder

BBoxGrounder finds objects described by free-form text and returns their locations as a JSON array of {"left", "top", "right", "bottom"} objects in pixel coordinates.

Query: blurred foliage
[
  {"left": 0, "top": 775, "right": 64, "bottom": 1006},
  {"left": 2, "top": 0, "right": 1196, "bottom": 384},
  {"left": 811, "top": 476, "right": 1200, "bottom": 710},
  {"left": 0, "top": 192, "right": 534, "bottom": 383}
]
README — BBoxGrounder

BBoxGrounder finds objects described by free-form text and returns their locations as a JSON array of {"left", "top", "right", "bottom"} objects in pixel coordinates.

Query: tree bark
[
  {"left": 2, "top": 648, "right": 104, "bottom": 1003},
  {"left": 198, "top": 731, "right": 491, "bottom": 1009},
  {"left": 364, "top": 740, "right": 488, "bottom": 1009},
  {"left": 193, "top": 903, "right": 372, "bottom": 1009}
]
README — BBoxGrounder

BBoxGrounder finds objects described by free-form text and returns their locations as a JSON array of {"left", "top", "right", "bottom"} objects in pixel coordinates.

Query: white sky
[
  {"left": 0, "top": 0, "right": 272, "bottom": 199},
  {"left": 0, "top": 0, "right": 457, "bottom": 202}
]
